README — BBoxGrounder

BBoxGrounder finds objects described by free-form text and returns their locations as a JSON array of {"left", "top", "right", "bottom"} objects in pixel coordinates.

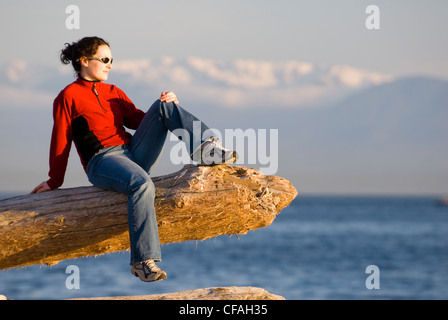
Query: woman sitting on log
[{"left": 31, "top": 36, "right": 238, "bottom": 282}]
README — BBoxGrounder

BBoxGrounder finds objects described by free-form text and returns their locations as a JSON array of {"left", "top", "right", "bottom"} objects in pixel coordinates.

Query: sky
[
  {"left": 1, "top": 0, "right": 447, "bottom": 78},
  {"left": 0, "top": 0, "right": 447, "bottom": 195}
]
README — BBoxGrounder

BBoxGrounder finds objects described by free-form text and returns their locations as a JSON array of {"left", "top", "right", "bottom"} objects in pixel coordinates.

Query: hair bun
[{"left": 60, "top": 42, "right": 78, "bottom": 65}]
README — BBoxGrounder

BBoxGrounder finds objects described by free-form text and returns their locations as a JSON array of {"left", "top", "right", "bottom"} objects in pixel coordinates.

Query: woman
[{"left": 31, "top": 36, "right": 237, "bottom": 282}]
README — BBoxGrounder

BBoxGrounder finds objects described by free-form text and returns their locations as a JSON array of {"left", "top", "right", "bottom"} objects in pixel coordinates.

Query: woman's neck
[{"left": 79, "top": 75, "right": 100, "bottom": 82}]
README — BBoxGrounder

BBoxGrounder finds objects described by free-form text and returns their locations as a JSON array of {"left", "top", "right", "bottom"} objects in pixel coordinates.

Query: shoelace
[{"left": 207, "top": 138, "right": 230, "bottom": 157}]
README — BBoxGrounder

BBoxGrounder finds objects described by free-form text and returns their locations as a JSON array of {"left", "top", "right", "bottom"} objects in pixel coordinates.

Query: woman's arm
[
  {"left": 118, "top": 88, "right": 179, "bottom": 129},
  {"left": 46, "top": 92, "right": 73, "bottom": 189},
  {"left": 31, "top": 91, "right": 73, "bottom": 193}
]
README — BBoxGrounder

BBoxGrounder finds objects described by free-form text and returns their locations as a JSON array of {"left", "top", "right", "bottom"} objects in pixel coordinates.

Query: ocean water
[{"left": 1, "top": 195, "right": 447, "bottom": 300}]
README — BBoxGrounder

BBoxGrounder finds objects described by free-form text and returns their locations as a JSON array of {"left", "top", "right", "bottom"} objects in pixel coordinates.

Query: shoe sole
[
  {"left": 133, "top": 271, "right": 167, "bottom": 282},
  {"left": 226, "top": 152, "right": 238, "bottom": 164}
]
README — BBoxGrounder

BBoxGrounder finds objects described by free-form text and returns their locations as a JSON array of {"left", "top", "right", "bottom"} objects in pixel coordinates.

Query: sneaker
[
  {"left": 191, "top": 137, "right": 238, "bottom": 165},
  {"left": 131, "top": 260, "right": 167, "bottom": 282}
]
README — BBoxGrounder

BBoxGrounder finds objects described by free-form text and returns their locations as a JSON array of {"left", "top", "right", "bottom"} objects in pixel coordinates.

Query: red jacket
[{"left": 47, "top": 77, "right": 145, "bottom": 189}]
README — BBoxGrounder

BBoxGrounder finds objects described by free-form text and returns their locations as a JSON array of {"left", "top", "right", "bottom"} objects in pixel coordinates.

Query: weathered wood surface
[
  {"left": 70, "top": 286, "right": 286, "bottom": 300},
  {"left": 0, "top": 165, "right": 297, "bottom": 269}
]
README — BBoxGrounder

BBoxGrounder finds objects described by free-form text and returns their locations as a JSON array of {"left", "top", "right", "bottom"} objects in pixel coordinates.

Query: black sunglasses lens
[{"left": 101, "top": 57, "right": 113, "bottom": 64}]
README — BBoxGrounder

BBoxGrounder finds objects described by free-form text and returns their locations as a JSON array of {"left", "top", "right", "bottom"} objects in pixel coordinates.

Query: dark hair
[{"left": 60, "top": 36, "right": 110, "bottom": 75}]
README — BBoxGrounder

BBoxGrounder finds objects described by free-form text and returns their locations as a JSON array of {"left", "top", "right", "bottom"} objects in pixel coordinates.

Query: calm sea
[{"left": 1, "top": 195, "right": 447, "bottom": 300}]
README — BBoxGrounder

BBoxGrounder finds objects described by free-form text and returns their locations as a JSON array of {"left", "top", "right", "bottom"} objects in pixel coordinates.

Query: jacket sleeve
[
  {"left": 46, "top": 92, "right": 73, "bottom": 190},
  {"left": 116, "top": 87, "right": 145, "bottom": 130}
]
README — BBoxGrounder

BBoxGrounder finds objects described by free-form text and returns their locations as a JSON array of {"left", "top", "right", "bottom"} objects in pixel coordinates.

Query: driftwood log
[
  {"left": 0, "top": 165, "right": 297, "bottom": 270},
  {"left": 71, "top": 286, "right": 286, "bottom": 300}
]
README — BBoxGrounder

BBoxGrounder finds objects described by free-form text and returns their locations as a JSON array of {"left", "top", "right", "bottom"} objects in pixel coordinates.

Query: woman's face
[{"left": 80, "top": 45, "right": 112, "bottom": 81}]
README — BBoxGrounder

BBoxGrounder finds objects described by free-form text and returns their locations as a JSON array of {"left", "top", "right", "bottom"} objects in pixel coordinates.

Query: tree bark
[{"left": 0, "top": 165, "right": 297, "bottom": 269}]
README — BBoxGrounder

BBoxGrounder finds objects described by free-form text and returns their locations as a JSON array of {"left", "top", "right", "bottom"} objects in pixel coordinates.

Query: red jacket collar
[{"left": 75, "top": 77, "right": 102, "bottom": 87}]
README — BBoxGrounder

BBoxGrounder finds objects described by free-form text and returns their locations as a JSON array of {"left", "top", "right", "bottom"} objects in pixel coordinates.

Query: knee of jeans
[
  {"left": 154, "top": 99, "right": 175, "bottom": 117},
  {"left": 129, "top": 175, "right": 155, "bottom": 198}
]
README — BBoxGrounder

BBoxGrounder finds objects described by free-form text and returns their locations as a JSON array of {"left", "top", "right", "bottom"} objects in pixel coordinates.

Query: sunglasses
[{"left": 87, "top": 56, "right": 114, "bottom": 64}]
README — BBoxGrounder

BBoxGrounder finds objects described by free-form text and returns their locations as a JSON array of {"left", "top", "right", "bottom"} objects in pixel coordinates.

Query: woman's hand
[
  {"left": 31, "top": 181, "right": 51, "bottom": 194},
  {"left": 159, "top": 91, "right": 179, "bottom": 104}
]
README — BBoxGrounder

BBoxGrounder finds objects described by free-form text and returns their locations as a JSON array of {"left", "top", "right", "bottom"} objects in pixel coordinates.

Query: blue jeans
[{"left": 86, "top": 100, "right": 210, "bottom": 264}]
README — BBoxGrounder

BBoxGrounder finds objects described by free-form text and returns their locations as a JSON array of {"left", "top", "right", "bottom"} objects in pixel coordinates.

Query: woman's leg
[
  {"left": 86, "top": 146, "right": 161, "bottom": 264},
  {"left": 129, "top": 100, "right": 211, "bottom": 173}
]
